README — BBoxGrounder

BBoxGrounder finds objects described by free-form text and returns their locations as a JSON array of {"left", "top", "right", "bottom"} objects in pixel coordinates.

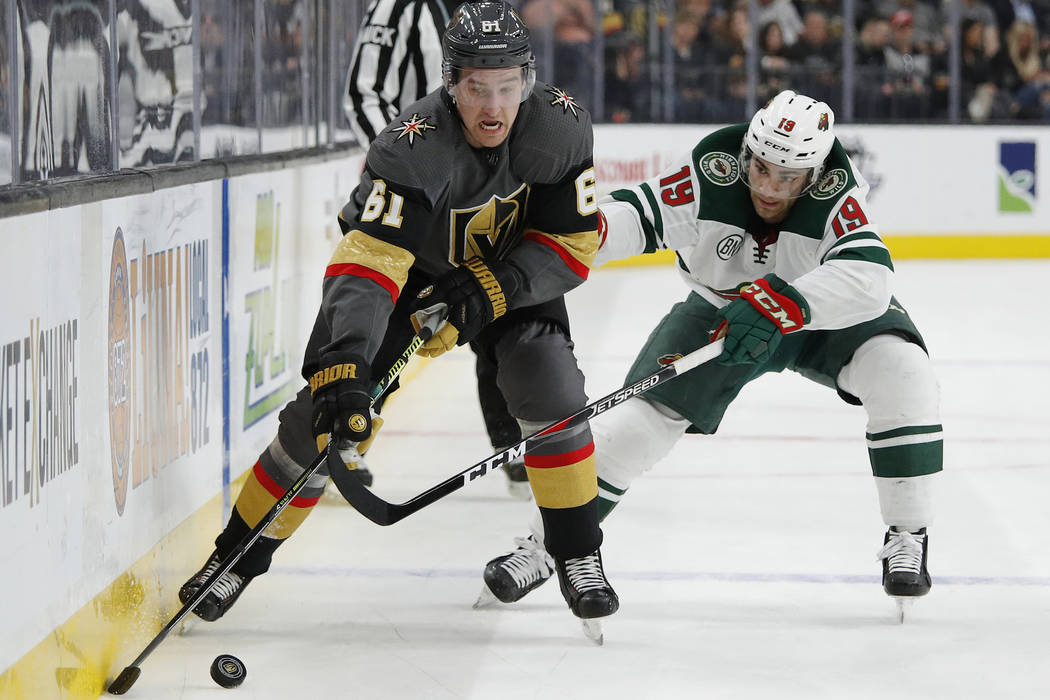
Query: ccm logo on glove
[{"left": 739, "top": 278, "right": 808, "bottom": 333}]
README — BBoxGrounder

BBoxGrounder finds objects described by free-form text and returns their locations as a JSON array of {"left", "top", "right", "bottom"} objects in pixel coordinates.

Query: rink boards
[{"left": 0, "top": 124, "right": 1048, "bottom": 697}]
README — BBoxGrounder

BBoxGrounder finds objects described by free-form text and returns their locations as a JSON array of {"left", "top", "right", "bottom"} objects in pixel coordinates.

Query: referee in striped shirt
[
  {"left": 341, "top": 0, "right": 533, "bottom": 497},
  {"left": 343, "top": 0, "right": 455, "bottom": 146}
]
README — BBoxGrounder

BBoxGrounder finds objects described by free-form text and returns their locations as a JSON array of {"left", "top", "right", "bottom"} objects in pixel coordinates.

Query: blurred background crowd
[
  {"left": 530, "top": 0, "right": 1050, "bottom": 122},
  {"left": 1, "top": 0, "right": 1047, "bottom": 185}
]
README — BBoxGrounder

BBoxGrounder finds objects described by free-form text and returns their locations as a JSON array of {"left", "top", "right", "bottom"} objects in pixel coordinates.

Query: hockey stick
[
  {"left": 326, "top": 336, "right": 726, "bottom": 526},
  {"left": 106, "top": 308, "right": 445, "bottom": 695}
]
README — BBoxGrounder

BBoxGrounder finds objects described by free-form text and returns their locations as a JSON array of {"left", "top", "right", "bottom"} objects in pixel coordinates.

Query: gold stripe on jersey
[
  {"left": 329, "top": 229, "right": 415, "bottom": 292},
  {"left": 525, "top": 455, "right": 598, "bottom": 509},
  {"left": 526, "top": 228, "right": 600, "bottom": 272},
  {"left": 234, "top": 473, "right": 314, "bottom": 539}
]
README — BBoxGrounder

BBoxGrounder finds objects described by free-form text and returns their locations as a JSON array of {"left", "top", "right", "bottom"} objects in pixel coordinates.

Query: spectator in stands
[
  {"left": 854, "top": 16, "right": 892, "bottom": 119},
  {"left": 960, "top": 0, "right": 1003, "bottom": 55},
  {"left": 961, "top": 17, "right": 1014, "bottom": 120},
  {"left": 672, "top": 10, "right": 721, "bottom": 121},
  {"left": 758, "top": 21, "right": 792, "bottom": 101},
  {"left": 522, "top": 0, "right": 596, "bottom": 107},
  {"left": 786, "top": 9, "right": 842, "bottom": 103},
  {"left": 755, "top": 0, "right": 804, "bottom": 45},
  {"left": 604, "top": 30, "right": 649, "bottom": 122},
  {"left": 875, "top": 0, "right": 943, "bottom": 53},
  {"left": 1002, "top": 17, "right": 1043, "bottom": 89},
  {"left": 881, "top": 10, "right": 933, "bottom": 118}
]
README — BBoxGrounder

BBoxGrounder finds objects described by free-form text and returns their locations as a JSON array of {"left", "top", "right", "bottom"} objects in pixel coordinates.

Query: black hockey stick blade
[
  {"left": 328, "top": 337, "right": 724, "bottom": 525},
  {"left": 106, "top": 667, "right": 140, "bottom": 696}
]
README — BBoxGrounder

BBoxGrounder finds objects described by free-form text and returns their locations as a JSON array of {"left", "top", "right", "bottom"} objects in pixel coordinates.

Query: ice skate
[
  {"left": 178, "top": 551, "right": 254, "bottom": 622},
  {"left": 475, "top": 535, "right": 554, "bottom": 608},
  {"left": 503, "top": 455, "right": 531, "bottom": 500},
  {"left": 877, "top": 527, "right": 931, "bottom": 623},
  {"left": 556, "top": 549, "right": 618, "bottom": 644}
]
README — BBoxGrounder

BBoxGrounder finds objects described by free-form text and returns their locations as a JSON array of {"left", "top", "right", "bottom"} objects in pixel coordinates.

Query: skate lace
[
  {"left": 499, "top": 536, "right": 554, "bottom": 587},
  {"left": 564, "top": 553, "right": 606, "bottom": 593},
  {"left": 193, "top": 557, "right": 221, "bottom": 586},
  {"left": 876, "top": 530, "right": 925, "bottom": 575},
  {"left": 210, "top": 571, "right": 245, "bottom": 602}
]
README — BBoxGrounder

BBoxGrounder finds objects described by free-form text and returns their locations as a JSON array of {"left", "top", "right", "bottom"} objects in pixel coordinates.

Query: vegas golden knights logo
[{"left": 448, "top": 184, "right": 529, "bottom": 264}]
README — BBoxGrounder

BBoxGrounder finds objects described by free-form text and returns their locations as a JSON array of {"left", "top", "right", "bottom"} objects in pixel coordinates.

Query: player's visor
[
  {"left": 447, "top": 66, "right": 530, "bottom": 108},
  {"left": 740, "top": 148, "right": 817, "bottom": 201}
]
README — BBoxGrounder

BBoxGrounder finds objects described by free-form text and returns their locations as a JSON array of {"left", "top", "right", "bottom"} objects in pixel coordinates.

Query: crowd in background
[
  {"left": 3, "top": 0, "right": 1049, "bottom": 185},
  {"left": 526, "top": 0, "right": 1050, "bottom": 122}
]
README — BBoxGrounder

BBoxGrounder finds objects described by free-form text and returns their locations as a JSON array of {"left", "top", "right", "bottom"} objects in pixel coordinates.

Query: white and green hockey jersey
[{"left": 597, "top": 123, "right": 895, "bottom": 331}]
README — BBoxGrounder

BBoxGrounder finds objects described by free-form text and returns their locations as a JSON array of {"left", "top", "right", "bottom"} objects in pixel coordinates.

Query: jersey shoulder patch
[
  {"left": 367, "top": 92, "right": 456, "bottom": 201},
  {"left": 509, "top": 82, "right": 595, "bottom": 184},
  {"left": 783, "top": 139, "right": 862, "bottom": 238},
  {"left": 690, "top": 123, "right": 752, "bottom": 228}
]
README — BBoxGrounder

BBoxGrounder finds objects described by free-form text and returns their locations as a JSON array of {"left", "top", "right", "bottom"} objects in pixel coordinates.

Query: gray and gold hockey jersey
[
  {"left": 597, "top": 123, "right": 894, "bottom": 331},
  {"left": 314, "top": 82, "right": 600, "bottom": 366}
]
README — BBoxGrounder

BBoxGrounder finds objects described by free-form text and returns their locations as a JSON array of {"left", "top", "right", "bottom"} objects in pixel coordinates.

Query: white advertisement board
[
  {"left": 0, "top": 209, "right": 84, "bottom": 670},
  {"left": 98, "top": 185, "right": 223, "bottom": 548},
  {"left": 593, "top": 124, "right": 1048, "bottom": 236},
  {"left": 224, "top": 156, "right": 362, "bottom": 476}
]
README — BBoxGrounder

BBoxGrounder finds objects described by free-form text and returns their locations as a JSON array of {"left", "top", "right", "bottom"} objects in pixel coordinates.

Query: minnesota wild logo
[
  {"left": 810, "top": 168, "right": 848, "bottom": 200},
  {"left": 817, "top": 113, "right": 830, "bottom": 131},
  {"left": 699, "top": 152, "right": 740, "bottom": 186}
]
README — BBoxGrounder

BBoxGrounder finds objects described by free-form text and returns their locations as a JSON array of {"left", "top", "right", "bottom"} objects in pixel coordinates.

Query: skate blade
[
  {"left": 892, "top": 596, "right": 915, "bottom": 624},
  {"left": 473, "top": 584, "right": 500, "bottom": 610},
  {"left": 581, "top": 619, "right": 604, "bottom": 645}
]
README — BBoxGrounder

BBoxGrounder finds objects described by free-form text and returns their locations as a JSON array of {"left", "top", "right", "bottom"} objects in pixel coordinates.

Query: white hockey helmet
[{"left": 741, "top": 90, "right": 835, "bottom": 193}]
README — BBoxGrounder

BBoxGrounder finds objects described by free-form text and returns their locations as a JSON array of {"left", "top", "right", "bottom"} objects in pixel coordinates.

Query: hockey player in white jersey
[{"left": 479, "top": 90, "right": 941, "bottom": 621}]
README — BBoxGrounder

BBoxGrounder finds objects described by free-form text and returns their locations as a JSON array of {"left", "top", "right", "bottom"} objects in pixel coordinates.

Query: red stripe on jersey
[
  {"left": 252, "top": 461, "right": 321, "bottom": 508},
  {"left": 524, "top": 232, "right": 590, "bottom": 279},
  {"left": 324, "top": 263, "right": 400, "bottom": 304},
  {"left": 524, "top": 441, "right": 595, "bottom": 469}
]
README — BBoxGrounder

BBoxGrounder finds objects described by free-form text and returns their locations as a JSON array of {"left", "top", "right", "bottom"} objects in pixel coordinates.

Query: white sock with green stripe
[{"left": 875, "top": 473, "right": 936, "bottom": 531}]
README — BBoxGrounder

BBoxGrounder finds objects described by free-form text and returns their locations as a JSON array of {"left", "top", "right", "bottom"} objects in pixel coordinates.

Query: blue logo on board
[{"left": 998, "top": 142, "right": 1036, "bottom": 213}]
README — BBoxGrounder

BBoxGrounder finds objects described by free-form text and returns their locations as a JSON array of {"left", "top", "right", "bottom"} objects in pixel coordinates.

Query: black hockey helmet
[{"left": 442, "top": 1, "right": 536, "bottom": 102}]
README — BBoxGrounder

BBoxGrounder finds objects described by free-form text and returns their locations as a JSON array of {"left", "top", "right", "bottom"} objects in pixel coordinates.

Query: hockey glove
[
  {"left": 308, "top": 351, "right": 373, "bottom": 444},
  {"left": 415, "top": 258, "right": 521, "bottom": 354},
  {"left": 715, "top": 274, "right": 810, "bottom": 365}
]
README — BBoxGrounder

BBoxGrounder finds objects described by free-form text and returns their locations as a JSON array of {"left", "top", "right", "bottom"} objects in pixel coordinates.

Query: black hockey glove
[
  {"left": 714, "top": 274, "right": 810, "bottom": 365},
  {"left": 308, "top": 352, "right": 373, "bottom": 444},
  {"left": 415, "top": 258, "right": 521, "bottom": 352}
]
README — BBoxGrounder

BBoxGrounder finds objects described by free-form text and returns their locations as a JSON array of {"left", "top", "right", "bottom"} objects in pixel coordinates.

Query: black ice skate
[
  {"left": 178, "top": 551, "right": 254, "bottom": 622},
  {"left": 475, "top": 535, "right": 553, "bottom": 608},
  {"left": 556, "top": 549, "right": 619, "bottom": 644},
  {"left": 877, "top": 527, "right": 931, "bottom": 622}
]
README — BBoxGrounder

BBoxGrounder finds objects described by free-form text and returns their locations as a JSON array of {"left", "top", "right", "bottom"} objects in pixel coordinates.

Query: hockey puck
[{"left": 210, "top": 654, "right": 246, "bottom": 688}]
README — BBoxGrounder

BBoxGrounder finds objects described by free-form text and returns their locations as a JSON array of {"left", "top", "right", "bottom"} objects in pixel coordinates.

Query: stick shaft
[{"left": 328, "top": 338, "right": 724, "bottom": 525}]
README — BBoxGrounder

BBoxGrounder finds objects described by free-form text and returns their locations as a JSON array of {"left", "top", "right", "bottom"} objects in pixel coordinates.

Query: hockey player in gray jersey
[
  {"left": 479, "top": 90, "right": 941, "bottom": 621},
  {"left": 179, "top": 1, "right": 617, "bottom": 628},
  {"left": 343, "top": 0, "right": 544, "bottom": 498}
]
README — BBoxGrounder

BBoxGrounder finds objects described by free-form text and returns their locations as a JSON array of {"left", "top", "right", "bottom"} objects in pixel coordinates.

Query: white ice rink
[{"left": 133, "top": 260, "right": 1050, "bottom": 699}]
